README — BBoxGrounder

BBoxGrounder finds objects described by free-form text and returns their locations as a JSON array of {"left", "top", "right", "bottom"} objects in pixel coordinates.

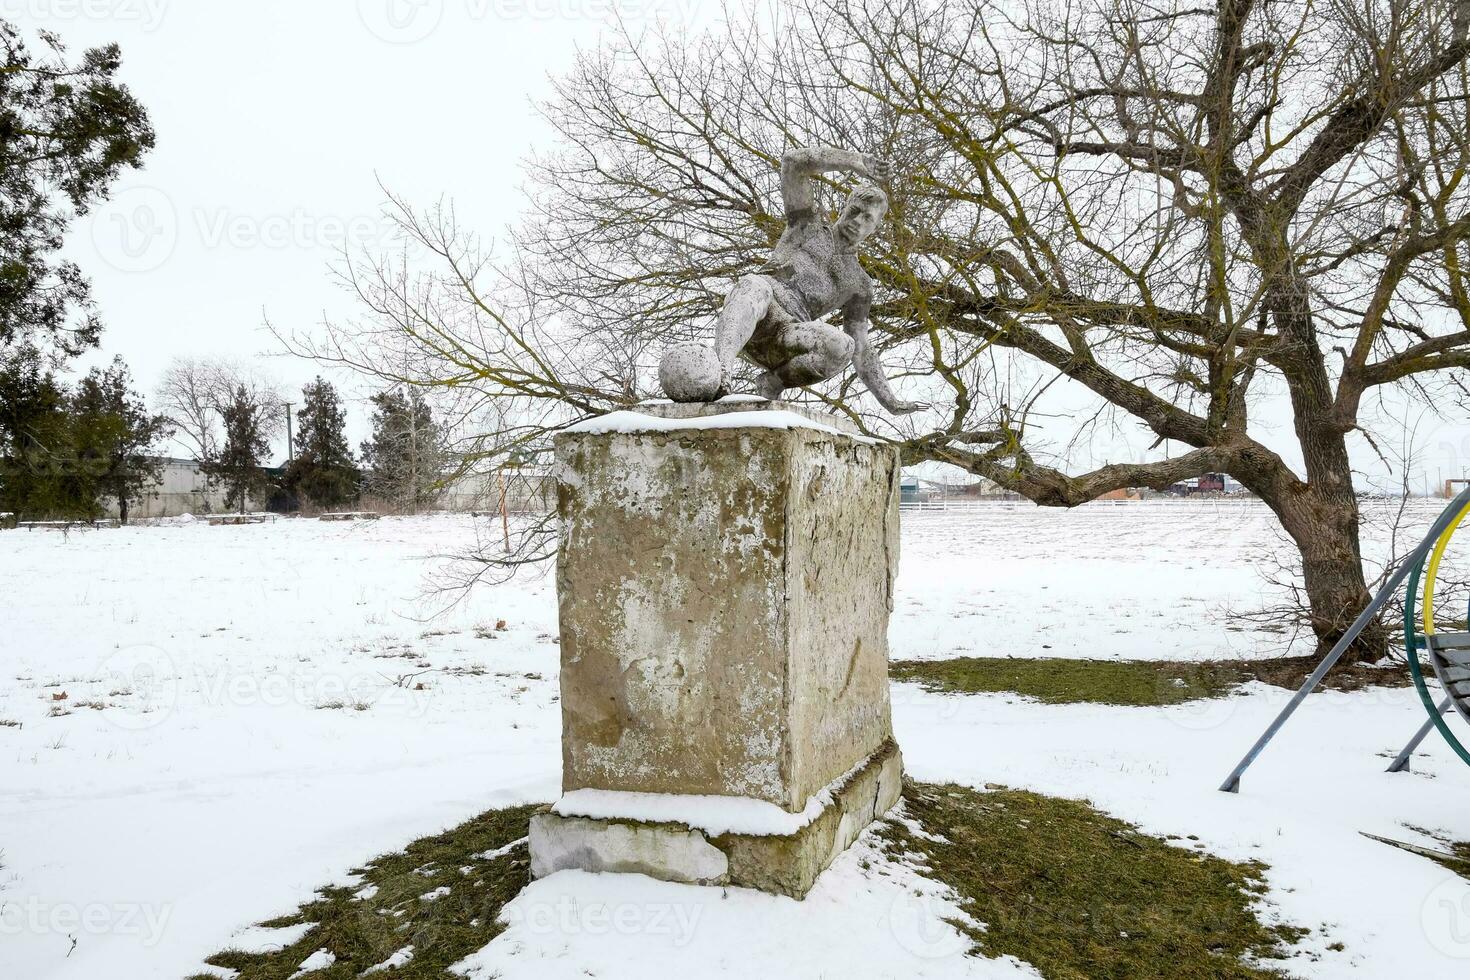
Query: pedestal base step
[{"left": 529, "top": 740, "right": 903, "bottom": 899}]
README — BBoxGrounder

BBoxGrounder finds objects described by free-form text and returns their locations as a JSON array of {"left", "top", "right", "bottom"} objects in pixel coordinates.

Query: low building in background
[
  {"left": 438, "top": 466, "right": 556, "bottom": 515},
  {"left": 97, "top": 457, "right": 560, "bottom": 520},
  {"left": 97, "top": 457, "right": 263, "bottom": 519},
  {"left": 1164, "top": 472, "right": 1249, "bottom": 497},
  {"left": 899, "top": 472, "right": 1021, "bottom": 506}
]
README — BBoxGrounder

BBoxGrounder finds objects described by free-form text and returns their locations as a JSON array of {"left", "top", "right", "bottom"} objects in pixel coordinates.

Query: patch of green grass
[
  {"left": 1436, "top": 844, "right": 1470, "bottom": 883},
  {"left": 890, "top": 657, "right": 1250, "bottom": 706},
  {"left": 185, "top": 787, "right": 1312, "bottom": 979},
  {"left": 885, "top": 782, "right": 1309, "bottom": 979},
  {"left": 1394, "top": 825, "right": 1470, "bottom": 880},
  {"left": 190, "top": 802, "right": 540, "bottom": 979}
]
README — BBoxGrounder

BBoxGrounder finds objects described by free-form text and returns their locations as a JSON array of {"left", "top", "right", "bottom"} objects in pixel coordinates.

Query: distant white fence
[
  {"left": 898, "top": 497, "right": 1266, "bottom": 514},
  {"left": 898, "top": 496, "right": 1449, "bottom": 517}
]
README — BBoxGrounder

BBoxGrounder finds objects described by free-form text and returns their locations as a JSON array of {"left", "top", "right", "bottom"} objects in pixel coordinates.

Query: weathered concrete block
[
  {"left": 529, "top": 739, "right": 904, "bottom": 899},
  {"left": 553, "top": 405, "right": 900, "bottom": 812},
  {"left": 529, "top": 814, "right": 730, "bottom": 885}
]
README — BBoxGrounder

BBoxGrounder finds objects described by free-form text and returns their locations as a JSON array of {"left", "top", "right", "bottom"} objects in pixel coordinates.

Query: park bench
[{"left": 16, "top": 519, "right": 119, "bottom": 530}]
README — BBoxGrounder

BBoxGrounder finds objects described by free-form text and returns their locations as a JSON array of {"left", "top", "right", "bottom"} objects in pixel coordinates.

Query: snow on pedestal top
[{"left": 565, "top": 398, "right": 872, "bottom": 442}]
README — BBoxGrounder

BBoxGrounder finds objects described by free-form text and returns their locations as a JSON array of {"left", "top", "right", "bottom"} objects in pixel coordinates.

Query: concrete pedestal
[{"left": 532, "top": 400, "right": 903, "bottom": 898}]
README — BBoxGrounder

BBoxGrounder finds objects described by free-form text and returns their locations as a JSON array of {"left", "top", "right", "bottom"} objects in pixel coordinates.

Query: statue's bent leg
[
  {"left": 769, "top": 321, "right": 854, "bottom": 391},
  {"left": 715, "top": 276, "right": 777, "bottom": 377}
]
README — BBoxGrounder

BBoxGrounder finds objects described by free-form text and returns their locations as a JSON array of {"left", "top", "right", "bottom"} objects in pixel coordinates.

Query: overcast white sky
[
  {"left": 18, "top": 0, "right": 1470, "bottom": 490},
  {"left": 32, "top": 0, "right": 715, "bottom": 461}
]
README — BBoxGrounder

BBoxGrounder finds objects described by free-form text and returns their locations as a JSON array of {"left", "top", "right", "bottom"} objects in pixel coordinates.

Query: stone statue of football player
[{"left": 659, "top": 146, "right": 927, "bottom": 415}]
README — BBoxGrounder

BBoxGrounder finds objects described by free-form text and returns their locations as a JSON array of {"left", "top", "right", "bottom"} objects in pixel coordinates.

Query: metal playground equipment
[{"left": 1219, "top": 485, "right": 1470, "bottom": 793}]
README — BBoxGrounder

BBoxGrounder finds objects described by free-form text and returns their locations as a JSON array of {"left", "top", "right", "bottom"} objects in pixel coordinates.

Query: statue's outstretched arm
[
  {"left": 780, "top": 147, "right": 889, "bottom": 220},
  {"left": 844, "top": 299, "right": 928, "bottom": 416}
]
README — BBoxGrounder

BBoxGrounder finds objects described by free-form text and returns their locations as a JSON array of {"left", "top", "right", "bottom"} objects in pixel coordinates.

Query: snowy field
[{"left": 5, "top": 503, "right": 1470, "bottom": 978}]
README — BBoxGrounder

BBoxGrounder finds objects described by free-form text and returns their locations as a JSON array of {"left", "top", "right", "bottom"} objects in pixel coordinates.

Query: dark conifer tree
[
  {"left": 285, "top": 377, "right": 358, "bottom": 509},
  {"left": 202, "top": 385, "right": 270, "bottom": 513},
  {"left": 1, "top": 22, "right": 154, "bottom": 356},
  {"left": 0, "top": 344, "right": 73, "bottom": 518},
  {"left": 70, "top": 357, "right": 169, "bottom": 523}
]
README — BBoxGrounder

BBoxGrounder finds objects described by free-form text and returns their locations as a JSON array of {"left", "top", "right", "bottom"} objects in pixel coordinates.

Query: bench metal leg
[
  {"left": 1386, "top": 696, "right": 1456, "bottom": 773},
  {"left": 1217, "top": 486, "right": 1470, "bottom": 793}
]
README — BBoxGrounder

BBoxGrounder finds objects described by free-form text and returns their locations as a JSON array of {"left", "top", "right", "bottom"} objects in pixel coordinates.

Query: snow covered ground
[{"left": 4, "top": 503, "right": 1470, "bottom": 979}]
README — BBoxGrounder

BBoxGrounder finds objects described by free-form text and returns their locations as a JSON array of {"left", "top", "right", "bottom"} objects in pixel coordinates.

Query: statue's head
[{"left": 835, "top": 184, "right": 888, "bottom": 250}]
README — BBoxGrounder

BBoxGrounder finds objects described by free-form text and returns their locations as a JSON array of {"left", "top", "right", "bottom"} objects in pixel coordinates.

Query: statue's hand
[
  {"left": 886, "top": 399, "right": 930, "bottom": 415},
  {"left": 862, "top": 154, "right": 893, "bottom": 183}
]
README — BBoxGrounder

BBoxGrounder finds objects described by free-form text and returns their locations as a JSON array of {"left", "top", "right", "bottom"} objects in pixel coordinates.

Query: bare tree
[
  {"left": 284, "top": 0, "right": 1470, "bottom": 662},
  {"left": 156, "top": 357, "right": 228, "bottom": 461},
  {"left": 156, "top": 356, "right": 287, "bottom": 463},
  {"left": 272, "top": 198, "right": 620, "bottom": 512}
]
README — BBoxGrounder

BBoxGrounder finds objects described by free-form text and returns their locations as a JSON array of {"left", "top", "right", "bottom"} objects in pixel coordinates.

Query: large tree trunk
[
  {"left": 1266, "top": 402, "right": 1387, "bottom": 663},
  {"left": 1282, "top": 490, "right": 1386, "bottom": 662},
  {"left": 1242, "top": 457, "right": 1385, "bottom": 663},
  {"left": 1259, "top": 248, "right": 1386, "bottom": 663}
]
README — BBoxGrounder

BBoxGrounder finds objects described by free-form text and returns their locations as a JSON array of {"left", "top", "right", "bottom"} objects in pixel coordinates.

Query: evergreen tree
[
  {"left": 285, "top": 377, "right": 358, "bottom": 509},
  {"left": 360, "top": 388, "right": 446, "bottom": 513},
  {"left": 202, "top": 385, "right": 270, "bottom": 513},
  {"left": 1, "top": 22, "right": 154, "bottom": 356},
  {"left": 0, "top": 344, "right": 75, "bottom": 518},
  {"left": 69, "top": 357, "right": 169, "bottom": 524},
  {"left": 0, "top": 351, "right": 167, "bottom": 521}
]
